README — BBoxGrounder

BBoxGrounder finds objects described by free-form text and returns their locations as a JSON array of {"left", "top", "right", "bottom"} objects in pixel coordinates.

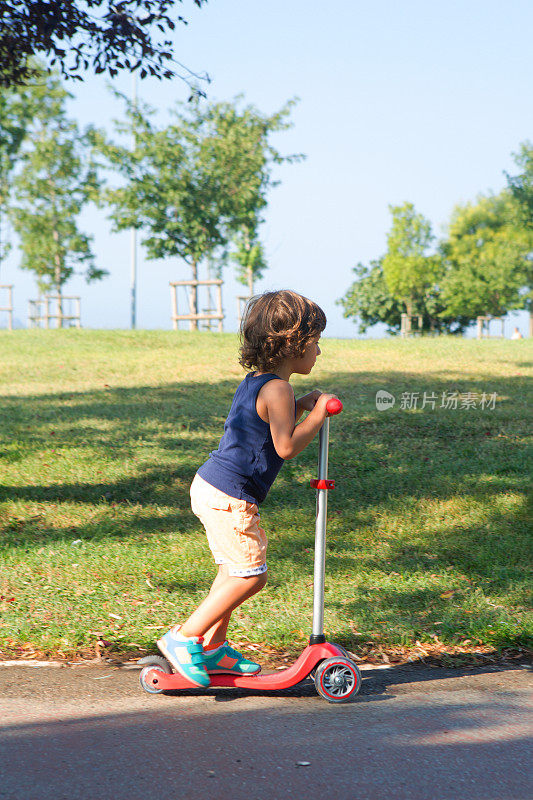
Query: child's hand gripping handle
[
  {"left": 326, "top": 398, "right": 343, "bottom": 416},
  {"left": 310, "top": 397, "right": 341, "bottom": 489}
]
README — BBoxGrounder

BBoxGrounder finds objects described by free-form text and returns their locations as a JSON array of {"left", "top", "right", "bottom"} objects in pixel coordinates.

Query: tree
[
  {"left": 0, "top": 79, "right": 38, "bottom": 275},
  {"left": 231, "top": 228, "right": 268, "bottom": 297},
  {"left": 438, "top": 191, "right": 532, "bottom": 324},
  {"left": 506, "top": 142, "right": 533, "bottom": 228},
  {"left": 338, "top": 260, "right": 402, "bottom": 334},
  {"left": 0, "top": 99, "right": 22, "bottom": 273},
  {"left": 91, "top": 93, "right": 301, "bottom": 328},
  {"left": 0, "top": 0, "right": 206, "bottom": 88},
  {"left": 223, "top": 94, "right": 301, "bottom": 297},
  {"left": 338, "top": 259, "right": 472, "bottom": 335},
  {"left": 381, "top": 202, "right": 442, "bottom": 322},
  {"left": 506, "top": 143, "right": 533, "bottom": 335},
  {"left": 9, "top": 70, "right": 106, "bottom": 312}
]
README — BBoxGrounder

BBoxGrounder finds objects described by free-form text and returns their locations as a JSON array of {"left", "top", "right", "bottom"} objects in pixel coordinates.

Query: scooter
[{"left": 138, "top": 397, "right": 362, "bottom": 703}]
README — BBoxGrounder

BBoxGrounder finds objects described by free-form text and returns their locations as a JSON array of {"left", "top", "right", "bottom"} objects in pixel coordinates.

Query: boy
[{"left": 157, "top": 289, "right": 338, "bottom": 686}]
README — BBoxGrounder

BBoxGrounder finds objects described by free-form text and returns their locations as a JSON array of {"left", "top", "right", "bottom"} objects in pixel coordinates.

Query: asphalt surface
[{"left": 0, "top": 661, "right": 531, "bottom": 800}]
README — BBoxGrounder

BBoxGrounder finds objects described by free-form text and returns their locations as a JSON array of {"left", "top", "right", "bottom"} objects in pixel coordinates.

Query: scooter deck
[{"left": 142, "top": 642, "right": 345, "bottom": 692}]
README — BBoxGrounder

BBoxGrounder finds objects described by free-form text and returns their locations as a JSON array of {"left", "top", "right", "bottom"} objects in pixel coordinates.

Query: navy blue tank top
[{"left": 197, "top": 372, "right": 295, "bottom": 505}]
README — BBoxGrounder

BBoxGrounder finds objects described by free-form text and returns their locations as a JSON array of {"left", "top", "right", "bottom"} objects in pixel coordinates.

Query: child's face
[{"left": 294, "top": 336, "right": 321, "bottom": 374}]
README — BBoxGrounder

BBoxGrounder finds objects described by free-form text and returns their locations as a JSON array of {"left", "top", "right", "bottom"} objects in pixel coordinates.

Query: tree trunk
[
  {"left": 244, "top": 228, "right": 253, "bottom": 297},
  {"left": 190, "top": 259, "right": 198, "bottom": 331},
  {"left": 529, "top": 308, "right": 533, "bottom": 338},
  {"left": 53, "top": 228, "right": 63, "bottom": 328},
  {"left": 404, "top": 298, "right": 413, "bottom": 334}
]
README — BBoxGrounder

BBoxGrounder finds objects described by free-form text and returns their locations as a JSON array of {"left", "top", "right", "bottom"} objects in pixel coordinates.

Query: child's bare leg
[
  {"left": 207, "top": 564, "right": 230, "bottom": 596},
  {"left": 172, "top": 566, "right": 236, "bottom": 648},
  {"left": 173, "top": 565, "right": 230, "bottom": 645},
  {"left": 204, "top": 565, "right": 266, "bottom": 650},
  {"left": 202, "top": 565, "right": 231, "bottom": 648},
  {"left": 202, "top": 609, "right": 232, "bottom": 649},
  {"left": 180, "top": 570, "right": 267, "bottom": 641}
]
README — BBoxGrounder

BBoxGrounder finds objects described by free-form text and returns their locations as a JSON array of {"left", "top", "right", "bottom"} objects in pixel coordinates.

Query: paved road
[{"left": 0, "top": 661, "right": 531, "bottom": 800}]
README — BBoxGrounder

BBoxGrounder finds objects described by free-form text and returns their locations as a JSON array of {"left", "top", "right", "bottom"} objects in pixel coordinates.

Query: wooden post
[
  {"left": 190, "top": 260, "right": 198, "bottom": 331},
  {"left": 28, "top": 295, "right": 80, "bottom": 328},
  {"left": 216, "top": 283, "right": 223, "bottom": 333},
  {"left": 58, "top": 293, "right": 62, "bottom": 329},
  {"left": 169, "top": 279, "right": 224, "bottom": 331},
  {"left": 187, "top": 282, "right": 195, "bottom": 332},
  {"left": 28, "top": 299, "right": 42, "bottom": 328},
  {"left": 0, "top": 285, "right": 13, "bottom": 330},
  {"left": 3, "top": 285, "right": 13, "bottom": 331},
  {"left": 171, "top": 284, "right": 178, "bottom": 331}
]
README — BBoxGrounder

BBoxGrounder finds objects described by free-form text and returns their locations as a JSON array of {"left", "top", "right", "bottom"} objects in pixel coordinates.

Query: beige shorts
[{"left": 190, "top": 473, "right": 267, "bottom": 577}]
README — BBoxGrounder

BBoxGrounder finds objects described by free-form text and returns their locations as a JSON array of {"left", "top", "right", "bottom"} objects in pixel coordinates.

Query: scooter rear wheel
[
  {"left": 314, "top": 657, "right": 361, "bottom": 703},
  {"left": 138, "top": 655, "right": 173, "bottom": 694}
]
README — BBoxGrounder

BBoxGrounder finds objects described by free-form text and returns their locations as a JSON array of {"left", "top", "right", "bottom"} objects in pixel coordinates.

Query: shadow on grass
[
  {"left": 1, "top": 371, "right": 531, "bottom": 648},
  {"left": 1, "top": 369, "right": 530, "bottom": 527}
]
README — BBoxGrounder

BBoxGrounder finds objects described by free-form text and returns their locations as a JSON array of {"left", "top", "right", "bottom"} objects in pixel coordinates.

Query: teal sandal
[
  {"left": 203, "top": 642, "right": 261, "bottom": 675},
  {"left": 157, "top": 631, "right": 211, "bottom": 688}
]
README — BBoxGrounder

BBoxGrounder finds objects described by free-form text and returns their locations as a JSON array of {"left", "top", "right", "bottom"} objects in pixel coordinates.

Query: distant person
[
  {"left": 157, "top": 289, "right": 338, "bottom": 687},
  {"left": 511, "top": 326, "right": 523, "bottom": 340}
]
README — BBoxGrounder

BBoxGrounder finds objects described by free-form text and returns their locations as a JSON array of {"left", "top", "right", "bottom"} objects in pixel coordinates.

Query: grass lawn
[{"left": 0, "top": 330, "right": 531, "bottom": 666}]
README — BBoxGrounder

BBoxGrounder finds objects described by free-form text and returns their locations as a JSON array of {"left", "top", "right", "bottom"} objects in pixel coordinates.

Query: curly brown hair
[{"left": 239, "top": 289, "right": 327, "bottom": 373}]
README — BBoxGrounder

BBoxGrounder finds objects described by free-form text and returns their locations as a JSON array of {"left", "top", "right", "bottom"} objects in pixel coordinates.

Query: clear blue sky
[{"left": 3, "top": 0, "right": 532, "bottom": 336}]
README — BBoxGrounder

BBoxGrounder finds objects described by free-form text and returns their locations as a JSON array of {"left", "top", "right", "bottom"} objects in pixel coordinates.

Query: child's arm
[
  {"left": 266, "top": 382, "right": 338, "bottom": 460},
  {"left": 295, "top": 390, "right": 322, "bottom": 422}
]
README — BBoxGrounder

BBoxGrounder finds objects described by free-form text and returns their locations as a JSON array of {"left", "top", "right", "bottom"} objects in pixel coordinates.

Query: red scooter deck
[{"left": 142, "top": 642, "right": 345, "bottom": 692}]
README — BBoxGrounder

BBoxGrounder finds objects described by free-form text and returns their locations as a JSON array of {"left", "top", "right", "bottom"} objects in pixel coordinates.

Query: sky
[{"left": 2, "top": 0, "right": 532, "bottom": 337}]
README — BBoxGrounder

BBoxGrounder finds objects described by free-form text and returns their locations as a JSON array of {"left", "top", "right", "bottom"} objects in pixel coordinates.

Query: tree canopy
[
  {"left": 506, "top": 142, "right": 533, "bottom": 229},
  {"left": 381, "top": 202, "right": 442, "bottom": 319},
  {"left": 438, "top": 191, "right": 531, "bottom": 319},
  {"left": 231, "top": 229, "right": 268, "bottom": 296},
  {"left": 338, "top": 258, "right": 472, "bottom": 335},
  {"left": 0, "top": 86, "right": 33, "bottom": 270},
  {"left": 92, "top": 93, "right": 300, "bottom": 259},
  {"left": 338, "top": 190, "right": 531, "bottom": 336},
  {"left": 0, "top": 0, "right": 206, "bottom": 88},
  {"left": 9, "top": 68, "right": 105, "bottom": 294},
  {"left": 89, "top": 92, "right": 301, "bottom": 326}
]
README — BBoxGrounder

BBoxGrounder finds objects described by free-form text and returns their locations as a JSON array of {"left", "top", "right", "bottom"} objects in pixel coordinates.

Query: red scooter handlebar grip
[{"left": 326, "top": 398, "right": 343, "bottom": 415}]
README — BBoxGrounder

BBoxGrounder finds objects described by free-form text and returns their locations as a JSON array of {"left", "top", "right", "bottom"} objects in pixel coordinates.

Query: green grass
[{"left": 0, "top": 329, "right": 531, "bottom": 663}]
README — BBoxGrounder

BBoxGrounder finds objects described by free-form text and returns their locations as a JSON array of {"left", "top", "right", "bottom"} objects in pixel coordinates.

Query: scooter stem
[{"left": 310, "top": 417, "right": 330, "bottom": 643}]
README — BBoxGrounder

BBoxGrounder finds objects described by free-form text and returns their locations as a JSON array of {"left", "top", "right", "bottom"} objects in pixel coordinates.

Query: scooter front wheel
[
  {"left": 138, "top": 655, "right": 173, "bottom": 694},
  {"left": 314, "top": 657, "right": 361, "bottom": 703}
]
